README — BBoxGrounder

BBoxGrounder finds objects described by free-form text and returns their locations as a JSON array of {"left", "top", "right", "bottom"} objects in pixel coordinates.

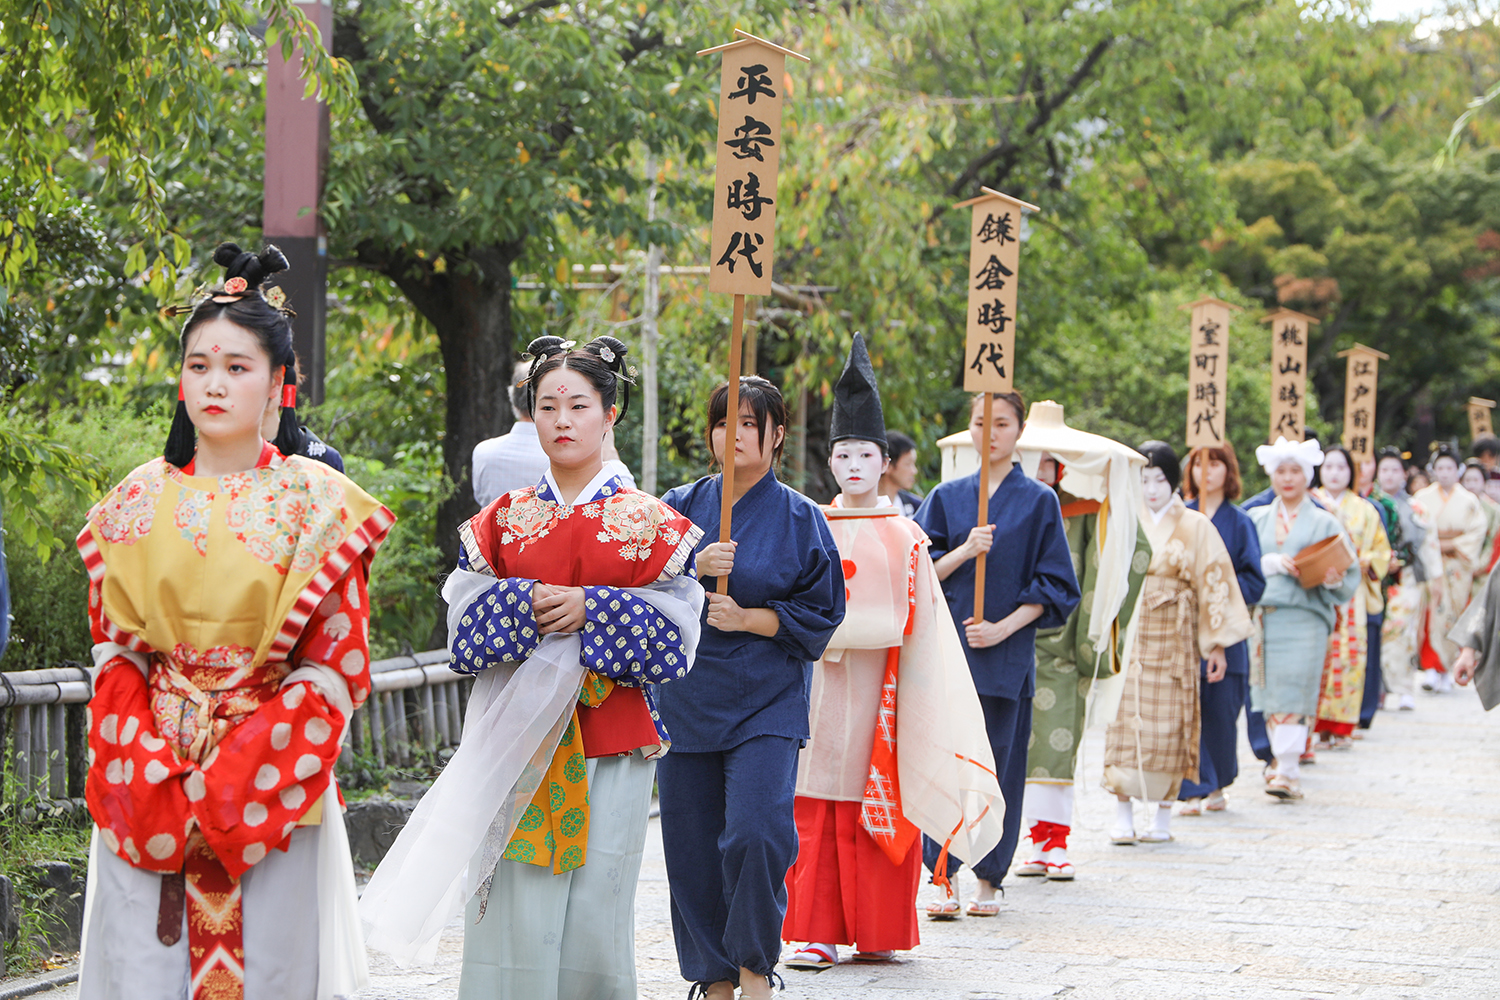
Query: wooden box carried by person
[{"left": 1291, "top": 534, "right": 1353, "bottom": 589}]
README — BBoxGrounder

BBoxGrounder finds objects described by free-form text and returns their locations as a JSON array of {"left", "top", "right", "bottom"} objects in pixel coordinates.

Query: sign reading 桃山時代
[
  {"left": 1263, "top": 308, "right": 1317, "bottom": 443},
  {"left": 1338, "top": 343, "right": 1388, "bottom": 464},
  {"left": 1181, "top": 297, "right": 1237, "bottom": 450},
  {"left": 1469, "top": 397, "right": 1496, "bottom": 443},
  {"left": 954, "top": 187, "right": 1040, "bottom": 394},
  {"left": 701, "top": 30, "right": 808, "bottom": 296}
]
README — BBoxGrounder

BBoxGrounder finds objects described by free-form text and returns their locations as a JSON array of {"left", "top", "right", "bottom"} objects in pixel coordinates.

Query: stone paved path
[{"left": 43, "top": 686, "right": 1500, "bottom": 999}]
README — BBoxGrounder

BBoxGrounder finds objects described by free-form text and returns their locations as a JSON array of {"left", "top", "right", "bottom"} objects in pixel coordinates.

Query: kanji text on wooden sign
[
  {"left": 954, "top": 187, "right": 1040, "bottom": 394},
  {"left": 1262, "top": 308, "right": 1317, "bottom": 443},
  {"left": 1181, "top": 297, "right": 1238, "bottom": 450},
  {"left": 1337, "top": 343, "right": 1388, "bottom": 464},
  {"left": 1469, "top": 397, "right": 1496, "bottom": 443},
  {"left": 700, "top": 30, "right": 809, "bottom": 296}
]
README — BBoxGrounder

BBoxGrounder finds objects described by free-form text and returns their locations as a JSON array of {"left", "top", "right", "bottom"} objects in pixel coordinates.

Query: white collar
[
  {"left": 832, "top": 493, "right": 891, "bottom": 509},
  {"left": 538, "top": 465, "right": 623, "bottom": 507}
]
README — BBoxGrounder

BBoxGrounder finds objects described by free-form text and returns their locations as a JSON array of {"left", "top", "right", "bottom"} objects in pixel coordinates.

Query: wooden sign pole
[
  {"left": 698, "top": 29, "right": 809, "bottom": 594},
  {"left": 1337, "top": 343, "right": 1388, "bottom": 465},
  {"left": 952, "top": 186, "right": 1040, "bottom": 622},
  {"left": 1180, "top": 297, "right": 1238, "bottom": 451},
  {"left": 1469, "top": 396, "right": 1496, "bottom": 443},
  {"left": 1261, "top": 307, "right": 1319, "bottom": 443}
]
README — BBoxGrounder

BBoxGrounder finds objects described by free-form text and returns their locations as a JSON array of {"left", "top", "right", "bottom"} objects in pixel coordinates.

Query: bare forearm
[
  {"left": 934, "top": 548, "right": 972, "bottom": 581},
  {"left": 1002, "top": 603, "right": 1044, "bottom": 632},
  {"left": 741, "top": 607, "right": 781, "bottom": 637}
]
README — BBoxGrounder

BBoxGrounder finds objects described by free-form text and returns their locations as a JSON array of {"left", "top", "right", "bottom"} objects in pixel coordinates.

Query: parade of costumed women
[
  {"left": 1245, "top": 437, "right": 1362, "bottom": 801},
  {"left": 1101, "top": 442, "right": 1252, "bottom": 844},
  {"left": 1413, "top": 444, "right": 1488, "bottom": 694},
  {"left": 1176, "top": 443, "right": 1266, "bottom": 814},
  {"left": 1374, "top": 447, "right": 1443, "bottom": 712},
  {"left": 654, "top": 376, "right": 846, "bottom": 1000},
  {"left": 1011, "top": 402, "right": 1149, "bottom": 879},
  {"left": 781, "top": 335, "right": 1003, "bottom": 970},
  {"left": 358, "top": 336, "right": 706, "bottom": 1000},
  {"left": 914, "top": 391, "right": 1080, "bottom": 917},
  {"left": 76, "top": 243, "right": 395, "bottom": 1000},
  {"left": 1308, "top": 446, "right": 1391, "bottom": 753}
]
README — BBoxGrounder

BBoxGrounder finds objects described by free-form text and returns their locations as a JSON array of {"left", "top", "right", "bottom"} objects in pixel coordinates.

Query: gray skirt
[
  {"left": 1250, "top": 605, "right": 1329, "bottom": 717},
  {"left": 458, "top": 749, "right": 656, "bottom": 1000}
]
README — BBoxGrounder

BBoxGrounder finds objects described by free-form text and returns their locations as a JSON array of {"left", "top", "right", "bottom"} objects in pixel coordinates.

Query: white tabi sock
[
  {"left": 1151, "top": 803, "right": 1173, "bottom": 835},
  {"left": 1270, "top": 722, "right": 1308, "bottom": 781},
  {"left": 1115, "top": 799, "right": 1135, "bottom": 832}
]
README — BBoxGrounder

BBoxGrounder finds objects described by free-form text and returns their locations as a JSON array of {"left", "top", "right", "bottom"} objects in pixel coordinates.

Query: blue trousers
[
  {"left": 1360, "top": 614, "right": 1384, "bottom": 728},
  {"left": 1246, "top": 706, "right": 1273, "bottom": 765},
  {"left": 1180, "top": 670, "right": 1248, "bottom": 799},
  {"left": 924, "top": 693, "right": 1028, "bottom": 887},
  {"left": 656, "top": 735, "right": 800, "bottom": 986}
]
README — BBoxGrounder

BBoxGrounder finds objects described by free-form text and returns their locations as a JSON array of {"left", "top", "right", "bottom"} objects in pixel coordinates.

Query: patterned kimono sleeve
[
  {"left": 1193, "top": 521, "right": 1253, "bottom": 657},
  {"left": 448, "top": 548, "right": 541, "bottom": 675},
  {"left": 84, "top": 582, "right": 196, "bottom": 874},
  {"left": 190, "top": 567, "right": 371, "bottom": 880},
  {"left": 578, "top": 586, "right": 692, "bottom": 685}
]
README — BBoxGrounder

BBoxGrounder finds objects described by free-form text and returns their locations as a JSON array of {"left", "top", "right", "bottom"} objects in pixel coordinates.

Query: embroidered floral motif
[
  {"left": 91, "top": 461, "right": 167, "bottom": 544},
  {"left": 1203, "top": 564, "right": 1229, "bottom": 632},
  {"left": 495, "top": 488, "right": 569, "bottom": 553},
  {"left": 225, "top": 464, "right": 349, "bottom": 574},
  {"left": 174, "top": 485, "right": 214, "bottom": 556},
  {"left": 584, "top": 492, "right": 686, "bottom": 563}
]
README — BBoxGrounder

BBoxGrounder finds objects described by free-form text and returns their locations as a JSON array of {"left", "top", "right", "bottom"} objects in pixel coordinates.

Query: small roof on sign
[
  {"left": 1335, "top": 342, "right": 1391, "bottom": 360},
  {"left": 1470, "top": 397, "right": 1497, "bottom": 408},
  {"left": 952, "top": 185, "right": 1042, "bottom": 213},
  {"left": 1178, "top": 296, "right": 1241, "bottom": 313},
  {"left": 1259, "top": 307, "right": 1321, "bottom": 326},
  {"left": 697, "top": 28, "right": 811, "bottom": 60}
]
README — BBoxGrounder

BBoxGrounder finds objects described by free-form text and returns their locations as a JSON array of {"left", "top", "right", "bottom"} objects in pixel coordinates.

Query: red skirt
[{"left": 782, "top": 796, "right": 920, "bottom": 952}]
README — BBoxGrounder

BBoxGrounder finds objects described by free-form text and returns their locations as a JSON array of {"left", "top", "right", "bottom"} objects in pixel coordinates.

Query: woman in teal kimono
[{"left": 1246, "top": 438, "right": 1361, "bottom": 801}]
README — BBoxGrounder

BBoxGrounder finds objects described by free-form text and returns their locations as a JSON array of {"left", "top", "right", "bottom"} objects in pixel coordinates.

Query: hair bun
[
  {"left": 213, "top": 242, "right": 245, "bottom": 268},
  {"left": 587, "top": 336, "right": 629, "bottom": 371},
  {"left": 525, "top": 336, "right": 571, "bottom": 360},
  {"left": 259, "top": 245, "right": 289, "bottom": 277}
]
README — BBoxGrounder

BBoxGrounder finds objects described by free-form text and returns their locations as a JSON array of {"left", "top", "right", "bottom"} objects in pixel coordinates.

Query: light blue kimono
[{"left": 1247, "top": 500, "right": 1361, "bottom": 716}]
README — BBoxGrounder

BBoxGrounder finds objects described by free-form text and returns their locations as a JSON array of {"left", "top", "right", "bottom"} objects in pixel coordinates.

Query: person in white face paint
[
  {"left": 1244, "top": 438, "right": 1361, "bottom": 801},
  {"left": 1102, "top": 442, "right": 1251, "bottom": 841},
  {"left": 1413, "top": 445, "right": 1488, "bottom": 693},
  {"left": 783, "top": 335, "right": 1001, "bottom": 969}
]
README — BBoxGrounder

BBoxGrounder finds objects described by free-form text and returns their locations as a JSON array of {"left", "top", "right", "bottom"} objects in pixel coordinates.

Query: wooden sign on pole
[
  {"left": 1337, "top": 343, "right": 1388, "bottom": 464},
  {"left": 698, "top": 29, "right": 808, "bottom": 594},
  {"left": 1180, "top": 297, "right": 1238, "bottom": 450},
  {"left": 952, "top": 187, "right": 1041, "bottom": 622},
  {"left": 1262, "top": 308, "right": 1318, "bottom": 443},
  {"left": 1469, "top": 397, "right": 1496, "bottom": 443}
]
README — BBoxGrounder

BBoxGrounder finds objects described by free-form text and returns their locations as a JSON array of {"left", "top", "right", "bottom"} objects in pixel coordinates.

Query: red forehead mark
[
  {"left": 557, "top": 383, "right": 569, "bottom": 394},
  {"left": 210, "top": 345, "right": 221, "bottom": 353}
]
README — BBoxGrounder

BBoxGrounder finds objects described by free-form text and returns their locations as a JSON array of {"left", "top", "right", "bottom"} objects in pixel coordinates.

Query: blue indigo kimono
[
  {"left": 915, "top": 465, "right": 1081, "bottom": 699},
  {"left": 1180, "top": 498, "right": 1266, "bottom": 799},
  {"left": 656, "top": 470, "right": 846, "bottom": 751}
]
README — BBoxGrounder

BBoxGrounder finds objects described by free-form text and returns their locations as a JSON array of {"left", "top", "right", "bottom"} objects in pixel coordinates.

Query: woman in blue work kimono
[
  {"left": 914, "top": 391, "right": 1080, "bottom": 917},
  {"left": 657, "top": 376, "right": 846, "bottom": 1000},
  {"left": 1178, "top": 443, "right": 1265, "bottom": 813}
]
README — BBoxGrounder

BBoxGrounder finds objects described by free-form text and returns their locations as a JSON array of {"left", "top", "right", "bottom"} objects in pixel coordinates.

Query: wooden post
[
  {"left": 641, "top": 156, "right": 661, "bottom": 496},
  {"left": 1180, "top": 297, "right": 1238, "bottom": 450},
  {"left": 952, "top": 187, "right": 1040, "bottom": 622},
  {"left": 698, "top": 29, "right": 809, "bottom": 593},
  {"left": 1469, "top": 397, "right": 1496, "bottom": 443},
  {"left": 1262, "top": 308, "right": 1319, "bottom": 443},
  {"left": 1337, "top": 343, "right": 1389, "bottom": 465}
]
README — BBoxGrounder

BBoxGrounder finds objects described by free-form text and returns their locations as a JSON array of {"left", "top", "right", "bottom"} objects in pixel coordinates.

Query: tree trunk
[{"left": 373, "top": 244, "right": 524, "bottom": 570}]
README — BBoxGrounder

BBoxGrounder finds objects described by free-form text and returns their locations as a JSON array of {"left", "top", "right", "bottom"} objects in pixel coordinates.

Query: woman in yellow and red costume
[{"left": 76, "top": 244, "right": 393, "bottom": 999}]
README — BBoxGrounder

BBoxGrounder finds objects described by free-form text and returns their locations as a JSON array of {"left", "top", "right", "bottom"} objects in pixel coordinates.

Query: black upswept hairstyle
[
  {"left": 524, "top": 335, "right": 633, "bottom": 419},
  {"left": 164, "top": 243, "right": 304, "bottom": 468},
  {"left": 1137, "top": 440, "right": 1182, "bottom": 491},
  {"left": 1312, "top": 445, "right": 1356, "bottom": 490},
  {"left": 705, "top": 375, "right": 788, "bottom": 470},
  {"left": 1433, "top": 442, "right": 1463, "bottom": 469}
]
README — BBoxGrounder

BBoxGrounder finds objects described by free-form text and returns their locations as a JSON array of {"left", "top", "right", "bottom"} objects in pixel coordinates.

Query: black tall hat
[{"left": 829, "top": 333, "right": 888, "bottom": 451}]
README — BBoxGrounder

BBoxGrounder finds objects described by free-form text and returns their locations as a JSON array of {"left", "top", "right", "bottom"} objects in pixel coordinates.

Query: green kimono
[{"left": 1027, "top": 496, "right": 1150, "bottom": 781}]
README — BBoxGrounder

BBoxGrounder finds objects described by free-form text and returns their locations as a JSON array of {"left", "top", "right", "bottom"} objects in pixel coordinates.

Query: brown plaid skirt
[{"left": 1103, "top": 574, "right": 1200, "bottom": 785}]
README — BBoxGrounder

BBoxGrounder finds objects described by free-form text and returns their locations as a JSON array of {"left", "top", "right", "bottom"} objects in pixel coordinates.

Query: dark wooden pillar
[{"left": 264, "top": 1, "right": 331, "bottom": 405}]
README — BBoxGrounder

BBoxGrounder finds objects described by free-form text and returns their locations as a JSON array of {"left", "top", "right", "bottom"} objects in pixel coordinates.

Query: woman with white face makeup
[
  {"left": 1413, "top": 446, "right": 1489, "bottom": 693},
  {"left": 783, "top": 336, "right": 1000, "bottom": 971},
  {"left": 1102, "top": 442, "right": 1251, "bottom": 844},
  {"left": 1309, "top": 447, "right": 1391, "bottom": 753},
  {"left": 1245, "top": 437, "right": 1362, "bottom": 800},
  {"left": 1460, "top": 460, "right": 1500, "bottom": 602}
]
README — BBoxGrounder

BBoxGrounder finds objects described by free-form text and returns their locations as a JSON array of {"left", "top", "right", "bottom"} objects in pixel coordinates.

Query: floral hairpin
[
  {"left": 223, "top": 276, "right": 248, "bottom": 295},
  {"left": 265, "top": 286, "right": 287, "bottom": 309},
  {"left": 599, "top": 345, "right": 616, "bottom": 363}
]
